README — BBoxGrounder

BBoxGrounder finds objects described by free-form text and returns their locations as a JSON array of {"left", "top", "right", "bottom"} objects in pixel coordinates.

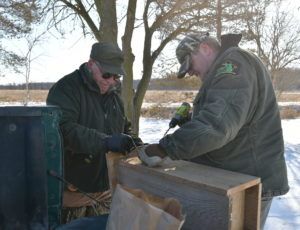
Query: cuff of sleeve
[{"left": 159, "top": 137, "right": 178, "bottom": 160}]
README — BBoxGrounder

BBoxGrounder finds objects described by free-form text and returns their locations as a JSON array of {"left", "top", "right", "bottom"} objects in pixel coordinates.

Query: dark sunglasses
[
  {"left": 102, "top": 72, "right": 121, "bottom": 80},
  {"left": 94, "top": 61, "right": 122, "bottom": 80}
]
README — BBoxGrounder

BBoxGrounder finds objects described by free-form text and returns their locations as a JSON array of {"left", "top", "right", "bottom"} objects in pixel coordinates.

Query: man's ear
[
  {"left": 87, "top": 59, "right": 94, "bottom": 69},
  {"left": 87, "top": 59, "right": 100, "bottom": 75}
]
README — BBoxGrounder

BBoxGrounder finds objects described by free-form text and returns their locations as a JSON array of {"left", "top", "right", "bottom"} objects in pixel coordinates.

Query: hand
[
  {"left": 169, "top": 112, "right": 191, "bottom": 128},
  {"left": 105, "top": 133, "right": 135, "bottom": 153},
  {"left": 132, "top": 136, "right": 144, "bottom": 146},
  {"left": 137, "top": 144, "right": 167, "bottom": 167},
  {"left": 177, "top": 113, "right": 191, "bottom": 127},
  {"left": 145, "top": 144, "right": 167, "bottom": 158}
]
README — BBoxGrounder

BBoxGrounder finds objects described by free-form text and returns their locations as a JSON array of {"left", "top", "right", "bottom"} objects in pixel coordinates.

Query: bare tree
[
  {"left": 130, "top": 0, "right": 211, "bottom": 132},
  {"left": 21, "top": 32, "right": 46, "bottom": 105},
  {"left": 0, "top": 0, "right": 43, "bottom": 75},
  {"left": 46, "top": 0, "right": 211, "bottom": 134},
  {"left": 244, "top": 1, "right": 300, "bottom": 91},
  {"left": 45, "top": 0, "right": 300, "bottom": 133},
  {"left": 46, "top": 0, "right": 118, "bottom": 42}
]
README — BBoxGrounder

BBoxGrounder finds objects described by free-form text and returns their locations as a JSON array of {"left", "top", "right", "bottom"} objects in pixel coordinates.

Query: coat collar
[{"left": 79, "top": 63, "right": 100, "bottom": 93}]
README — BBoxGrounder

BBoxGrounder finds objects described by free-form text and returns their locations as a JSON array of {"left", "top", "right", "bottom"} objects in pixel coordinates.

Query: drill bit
[{"left": 163, "top": 127, "right": 171, "bottom": 137}]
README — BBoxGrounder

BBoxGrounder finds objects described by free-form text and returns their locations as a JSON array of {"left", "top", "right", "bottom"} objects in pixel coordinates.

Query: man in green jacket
[
  {"left": 47, "top": 42, "right": 140, "bottom": 223},
  {"left": 144, "top": 33, "right": 289, "bottom": 229}
]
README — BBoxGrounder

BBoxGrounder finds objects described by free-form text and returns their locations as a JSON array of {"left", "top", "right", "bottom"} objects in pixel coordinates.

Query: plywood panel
[
  {"left": 107, "top": 154, "right": 261, "bottom": 230},
  {"left": 228, "top": 191, "right": 245, "bottom": 230},
  {"left": 117, "top": 163, "right": 230, "bottom": 229},
  {"left": 244, "top": 184, "right": 262, "bottom": 230}
]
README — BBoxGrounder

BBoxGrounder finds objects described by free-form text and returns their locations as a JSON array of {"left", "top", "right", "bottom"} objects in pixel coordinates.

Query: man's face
[
  {"left": 188, "top": 44, "right": 213, "bottom": 79},
  {"left": 89, "top": 60, "right": 120, "bottom": 94}
]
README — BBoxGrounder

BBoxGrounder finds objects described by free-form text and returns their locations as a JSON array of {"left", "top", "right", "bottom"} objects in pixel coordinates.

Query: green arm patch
[{"left": 215, "top": 60, "right": 239, "bottom": 77}]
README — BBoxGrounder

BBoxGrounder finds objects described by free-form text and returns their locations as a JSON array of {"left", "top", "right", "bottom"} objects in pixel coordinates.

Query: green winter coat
[
  {"left": 160, "top": 47, "right": 289, "bottom": 197},
  {"left": 47, "top": 63, "right": 131, "bottom": 192}
]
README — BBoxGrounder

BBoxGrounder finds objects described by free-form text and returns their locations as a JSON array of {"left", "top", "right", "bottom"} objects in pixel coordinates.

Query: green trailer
[{"left": 0, "top": 106, "right": 63, "bottom": 230}]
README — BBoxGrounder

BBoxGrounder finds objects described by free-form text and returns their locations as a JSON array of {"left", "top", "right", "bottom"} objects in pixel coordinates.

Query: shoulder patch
[{"left": 215, "top": 60, "right": 239, "bottom": 77}]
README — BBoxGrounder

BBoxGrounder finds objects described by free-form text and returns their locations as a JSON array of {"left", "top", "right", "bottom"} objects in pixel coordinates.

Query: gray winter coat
[{"left": 160, "top": 47, "right": 289, "bottom": 197}]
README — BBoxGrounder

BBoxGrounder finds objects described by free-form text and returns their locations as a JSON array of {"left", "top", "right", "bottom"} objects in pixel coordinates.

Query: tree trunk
[
  {"left": 98, "top": 0, "right": 118, "bottom": 42},
  {"left": 121, "top": 0, "right": 137, "bottom": 133},
  {"left": 132, "top": 64, "right": 153, "bottom": 134}
]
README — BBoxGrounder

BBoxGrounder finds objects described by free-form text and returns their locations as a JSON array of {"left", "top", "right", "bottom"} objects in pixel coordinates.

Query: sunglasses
[
  {"left": 102, "top": 72, "right": 121, "bottom": 80},
  {"left": 94, "top": 61, "right": 122, "bottom": 80}
]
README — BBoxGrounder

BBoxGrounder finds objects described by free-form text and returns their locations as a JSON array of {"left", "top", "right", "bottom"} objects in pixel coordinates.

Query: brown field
[
  {"left": 144, "top": 90, "right": 300, "bottom": 103},
  {"left": 1, "top": 89, "right": 300, "bottom": 119},
  {"left": 0, "top": 90, "right": 48, "bottom": 102},
  {"left": 0, "top": 89, "right": 196, "bottom": 103},
  {"left": 1, "top": 89, "right": 300, "bottom": 103}
]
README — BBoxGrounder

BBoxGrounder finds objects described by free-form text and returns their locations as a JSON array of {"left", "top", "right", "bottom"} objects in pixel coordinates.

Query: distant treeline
[
  {"left": 1, "top": 68, "right": 300, "bottom": 91},
  {"left": 0, "top": 78, "right": 200, "bottom": 90},
  {"left": 0, "top": 82, "right": 54, "bottom": 90}
]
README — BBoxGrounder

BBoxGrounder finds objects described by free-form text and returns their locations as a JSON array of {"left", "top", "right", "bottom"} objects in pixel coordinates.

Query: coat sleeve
[
  {"left": 159, "top": 58, "right": 257, "bottom": 160},
  {"left": 46, "top": 81, "right": 108, "bottom": 156}
]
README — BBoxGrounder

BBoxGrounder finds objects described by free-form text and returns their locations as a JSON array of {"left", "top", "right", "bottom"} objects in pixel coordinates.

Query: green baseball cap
[
  {"left": 90, "top": 42, "right": 125, "bottom": 75},
  {"left": 176, "top": 33, "right": 209, "bottom": 78}
]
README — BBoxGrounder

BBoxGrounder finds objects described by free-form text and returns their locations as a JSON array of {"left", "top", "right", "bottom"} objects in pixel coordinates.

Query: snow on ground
[
  {"left": 139, "top": 118, "right": 300, "bottom": 230},
  {"left": 0, "top": 101, "right": 46, "bottom": 106},
  {"left": 1, "top": 103, "right": 299, "bottom": 229},
  {"left": 142, "top": 102, "right": 300, "bottom": 109},
  {"left": 264, "top": 119, "right": 300, "bottom": 230},
  {"left": 1, "top": 101, "right": 299, "bottom": 108}
]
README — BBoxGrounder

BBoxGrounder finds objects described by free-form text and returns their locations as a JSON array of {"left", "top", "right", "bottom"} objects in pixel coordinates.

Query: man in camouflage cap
[
  {"left": 176, "top": 32, "right": 212, "bottom": 78},
  {"left": 144, "top": 33, "right": 289, "bottom": 229},
  {"left": 47, "top": 42, "right": 143, "bottom": 223}
]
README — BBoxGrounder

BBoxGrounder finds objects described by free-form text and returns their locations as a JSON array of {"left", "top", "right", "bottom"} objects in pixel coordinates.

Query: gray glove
[{"left": 137, "top": 144, "right": 168, "bottom": 167}]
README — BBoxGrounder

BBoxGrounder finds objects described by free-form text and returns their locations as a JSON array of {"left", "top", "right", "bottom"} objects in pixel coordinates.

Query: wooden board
[{"left": 107, "top": 154, "right": 261, "bottom": 230}]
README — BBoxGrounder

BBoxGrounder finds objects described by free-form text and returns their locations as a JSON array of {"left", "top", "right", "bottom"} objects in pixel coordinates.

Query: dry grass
[
  {"left": 144, "top": 90, "right": 196, "bottom": 103},
  {"left": 277, "top": 92, "right": 300, "bottom": 102},
  {"left": 280, "top": 107, "right": 300, "bottom": 119},
  {"left": 141, "top": 105, "right": 174, "bottom": 119},
  {"left": 1, "top": 89, "right": 300, "bottom": 103},
  {"left": 1, "top": 89, "right": 300, "bottom": 119},
  {"left": 145, "top": 91, "right": 300, "bottom": 103},
  {"left": 0, "top": 90, "right": 48, "bottom": 102}
]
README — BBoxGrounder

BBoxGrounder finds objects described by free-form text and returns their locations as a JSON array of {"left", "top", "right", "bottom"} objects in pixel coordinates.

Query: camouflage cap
[
  {"left": 176, "top": 33, "right": 209, "bottom": 78},
  {"left": 90, "top": 42, "right": 125, "bottom": 75}
]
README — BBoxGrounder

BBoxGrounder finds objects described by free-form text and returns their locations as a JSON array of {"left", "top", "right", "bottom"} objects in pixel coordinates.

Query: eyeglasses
[
  {"left": 94, "top": 60, "right": 122, "bottom": 80},
  {"left": 102, "top": 72, "right": 121, "bottom": 80}
]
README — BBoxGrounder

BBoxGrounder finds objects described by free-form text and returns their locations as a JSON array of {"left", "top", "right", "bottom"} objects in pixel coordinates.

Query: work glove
[
  {"left": 145, "top": 144, "right": 167, "bottom": 158},
  {"left": 105, "top": 133, "right": 135, "bottom": 153},
  {"left": 169, "top": 102, "right": 192, "bottom": 128},
  {"left": 132, "top": 136, "right": 145, "bottom": 146},
  {"left": 135, "top": 144, "right": 168, "bottom": 167},
  {"left": 169, "top": 112, "right": 191, "bottom": 128}
]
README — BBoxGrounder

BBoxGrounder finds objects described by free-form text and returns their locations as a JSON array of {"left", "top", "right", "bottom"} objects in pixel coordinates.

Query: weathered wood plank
[
  {"left": 108, "top": 155, "right": 261, "bottom": 230},
  {"left": 120, "top": 158, "right": 260, "bottom": 195},
  {"left": 228, "top": 190, "right": 245, "bottom": 230},
  {"left": 244, "top": 184, "right": 262, "bottom": 230}
]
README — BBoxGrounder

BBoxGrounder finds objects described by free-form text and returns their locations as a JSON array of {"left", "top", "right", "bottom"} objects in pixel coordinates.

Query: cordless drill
[{"left": 164, "top": 102, "right": 191, "bottom": 136}]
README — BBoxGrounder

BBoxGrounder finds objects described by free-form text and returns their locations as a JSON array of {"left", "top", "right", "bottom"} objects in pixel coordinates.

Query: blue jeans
[{"left": 56, "top": 214, "right": 109, "bottom": 230}]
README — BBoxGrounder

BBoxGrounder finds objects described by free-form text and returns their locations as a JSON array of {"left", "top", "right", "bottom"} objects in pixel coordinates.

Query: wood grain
[{"left": 109, "top": 156, "right": 261, "bottom": 230}]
